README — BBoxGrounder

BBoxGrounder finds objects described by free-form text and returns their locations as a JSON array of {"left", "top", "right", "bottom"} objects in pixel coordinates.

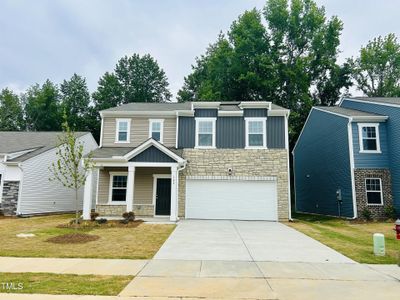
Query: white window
[
  {"left": 109, "top": 173, "right": 128, "bottom": 203},
  {"left": 149, "top": 119, "right": 164, "bottom": 143},
  {"left": 116, "top": 119, "right": 131, "bottom": 143},
  {"left": 358, "top": 123, "right": 381, "bottom": 153},
  {"left": 195, "top": 118, "right": 216, "bottom": 148},
  {"left": 245, "top": 118, "right": 267, "bottom": 148},
  {"left": 365, "top": 178, "right": 383, "bottom": 205}
]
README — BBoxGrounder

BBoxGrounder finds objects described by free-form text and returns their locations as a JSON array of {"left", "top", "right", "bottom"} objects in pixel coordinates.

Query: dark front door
[{"left": 155, "top": 178, "right": 171, "bottom": 215}]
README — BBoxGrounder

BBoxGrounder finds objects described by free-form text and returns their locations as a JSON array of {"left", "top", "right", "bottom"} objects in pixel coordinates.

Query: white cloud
[{"left": 0, "top": 0, "right": 398, "bottom": 100}]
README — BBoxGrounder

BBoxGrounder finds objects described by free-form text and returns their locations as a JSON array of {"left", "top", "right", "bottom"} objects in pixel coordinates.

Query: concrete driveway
[{"left": 154, "top": 220, "right": 354, "bottom": 263}]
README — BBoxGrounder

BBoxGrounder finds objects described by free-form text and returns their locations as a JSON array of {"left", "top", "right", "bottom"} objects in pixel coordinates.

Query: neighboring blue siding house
[{"left": 293, "top": 97, "right": 398, "bottom": 219}]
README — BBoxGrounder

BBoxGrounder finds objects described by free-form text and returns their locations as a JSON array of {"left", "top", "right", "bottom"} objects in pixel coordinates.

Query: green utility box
[{"left": 373, "top": 233, "right": 385, "bottom": 256}]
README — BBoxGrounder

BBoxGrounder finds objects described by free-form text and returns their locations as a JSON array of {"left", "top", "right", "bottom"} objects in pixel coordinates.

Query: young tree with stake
[{"left": 49, "top": 112, "right": 94, "bottom": 227}]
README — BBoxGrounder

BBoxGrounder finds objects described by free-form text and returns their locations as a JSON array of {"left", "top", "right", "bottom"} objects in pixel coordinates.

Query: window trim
[
  {"left": 365, "top": 178, "right": 383, "bottom": 206},
  {"left": 245, "top": 117, "right": 267, "bottom": 149},
  {"left": 115, "top": 118, "right": 131, "bottom": 143},
  {"left": 358, "top": 123, "right": 381, "bottom": 153},
  {"left": 108, "top": 172, "right": 128, "bottom": 204},
  {"left": 195, "top": 117, "right": 216, "bottom": 149},
  {"left": 149, "top": 119, "right": 164, "bottom": 143}
]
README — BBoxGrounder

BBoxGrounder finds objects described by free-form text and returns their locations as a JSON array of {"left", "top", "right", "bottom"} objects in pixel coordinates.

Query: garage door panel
[{"left": 185, "top": 179, "right": 277, "bottom": 221}]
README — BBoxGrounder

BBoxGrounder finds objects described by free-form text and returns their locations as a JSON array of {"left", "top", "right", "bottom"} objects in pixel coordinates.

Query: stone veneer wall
[
  {"left": 178, "top": 149, "right": 289, "bottom": 221},
  {"left": 96, "top": 204, "right": 154, "bottom": 217},
  {"left": 354, "top": 169, "right": 393, "bottom": 219},
  {"left": 1, "top": 181, "right": 20, "bottom": 216}
]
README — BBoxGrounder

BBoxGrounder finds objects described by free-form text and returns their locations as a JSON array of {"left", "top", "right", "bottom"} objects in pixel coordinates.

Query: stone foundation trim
[
  {"left": 186, "top": 175, "right": 277, "bottom": 181},
  {"left": 1, "top": 181, "right": 20, "bottom": 216},
  {"left": 96, "top": 204, "right": 155, "bottom": 217}
]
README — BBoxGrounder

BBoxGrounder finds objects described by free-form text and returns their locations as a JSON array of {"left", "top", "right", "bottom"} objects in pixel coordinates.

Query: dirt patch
[{"left": 46, "top": 233, "right": 100, "bottom": 244}]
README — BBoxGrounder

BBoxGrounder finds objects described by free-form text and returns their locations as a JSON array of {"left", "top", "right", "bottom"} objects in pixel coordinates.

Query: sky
[{"left": 1, "top": 0, "right": 399, "bottom": 100}]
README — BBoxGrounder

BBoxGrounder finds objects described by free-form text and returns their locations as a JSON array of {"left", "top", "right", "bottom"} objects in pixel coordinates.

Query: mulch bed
[
  {"left": 57, "top": 220, "right": 144, "bottom": 229},
  {"left": 46, "top": 233, "right": 100, "bottom": 244}
]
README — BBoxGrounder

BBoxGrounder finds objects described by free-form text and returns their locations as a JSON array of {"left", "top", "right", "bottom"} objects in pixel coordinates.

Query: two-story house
[
  {"left": 293, "top": 97, "right": 400, "bottom": 219},
  {"left": 82, "top": 101, "right": 291, "bottom": 222}
]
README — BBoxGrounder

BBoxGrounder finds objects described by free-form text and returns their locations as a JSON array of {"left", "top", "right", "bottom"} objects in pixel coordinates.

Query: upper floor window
[
  {"left": 116, "top": 119, "right": 130, "bottom": 143},
  {"left": 365, "top": 178, "right": 383, "bottom": 205},
  {"left": 358, "top": 123, "right": 381, "bottom": 153},
  {"left": 245, "top": 118, "right": 267, "bottom": 148},
  {"left": 149, "top": 119, "right": 164, "bottom": 143},
  {"left": 195, "top": 118, "right": 216, "bottom": 148}
]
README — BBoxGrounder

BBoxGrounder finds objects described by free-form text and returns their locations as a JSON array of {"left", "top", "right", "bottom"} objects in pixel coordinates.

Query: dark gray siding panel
[
  {"left": 194, "top": 109, "right": 218, "bottom": 117},
  {"left": 178, "top": 117, "right": 195, "bottom": 148},
  {"left": 244, "top": 109, "right": 267, "bottom": 117},
  {"left": 216, "top": 117, "right": 245, "bottom": 148},
  {"left": 293, "top": 109, "right": 354, "bottom": 217},
  {"left": 130, "top": 146, "right": 176, "bottom": 162},
  {"left": 341, "top": 99, "right": 400, "bottom": 212},
  {"left": 267, "top": 116, "right": 285, "bottom": 149}
]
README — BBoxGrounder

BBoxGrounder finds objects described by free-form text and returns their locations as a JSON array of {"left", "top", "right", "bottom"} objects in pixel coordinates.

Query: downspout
[{"left": 175, "top": 161, "right": 187, "bottom": 221}]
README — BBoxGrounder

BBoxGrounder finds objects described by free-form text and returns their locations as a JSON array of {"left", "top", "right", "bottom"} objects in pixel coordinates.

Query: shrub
[
  {"left": 384, "top": 205, "right": 397, "bottom": 220},
  {"left": 96, "top": 218, "right": 107, "bottom": 224},
  {"left": 69, "top": 217, "right": 82, "bottom": 225},
  {"left": 90, "top": 212, "right": 99, "bottom": 221},
  {"left": 122, "top": 211, "right": 135, "bottom": 222},
  {"left": 361, "top": 207, "right": 372, "bottom": 221}
]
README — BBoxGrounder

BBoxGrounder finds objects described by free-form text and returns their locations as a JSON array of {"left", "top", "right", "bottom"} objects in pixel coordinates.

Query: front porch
[{"left": 83, "top": 139, "right": 186, "bottom": 222}]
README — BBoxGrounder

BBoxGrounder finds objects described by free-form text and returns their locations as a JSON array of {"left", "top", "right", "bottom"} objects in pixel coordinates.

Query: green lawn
[
  {"left": 287, "top": 213, "right": 400, "bottom": 264},
  {"left": 0, "top": 272, "right": 133, "bottom": 295},
  {"left": 0, "top": 214, "right": 175, "bottom": 259}
]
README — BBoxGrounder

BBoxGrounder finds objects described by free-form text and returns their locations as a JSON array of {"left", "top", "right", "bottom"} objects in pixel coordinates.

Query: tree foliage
[
  {"left": 178, "top": 0, "right": 352, "bottom": 143},
  {"left": 349, "top": 33, "right": 400, "bottom": 97},
  {"left": 60, "top": 73, "right": 91, "bottom": 131},
  {"left": 49, "top": 112, "right": 93, "bottom": 227},
  {"left": 24, "top": 80, "right": 61, "bottom": 131},
  {"left": 0, "top": 88, "right": 24, "bottom": 131},
  {"left": 93, "top": 54, "right": 171, "bottom": 111}
]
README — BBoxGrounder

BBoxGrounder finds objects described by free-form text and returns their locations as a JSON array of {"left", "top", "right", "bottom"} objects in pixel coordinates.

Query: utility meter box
[{"left": 373, "top": 233, "right": 385, "bottom": 256}]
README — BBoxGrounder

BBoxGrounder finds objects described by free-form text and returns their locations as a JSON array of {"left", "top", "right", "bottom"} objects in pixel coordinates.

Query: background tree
[
  {"left": 348, "top": 33, "right": 400, "bottom": 97},
  {"left": 115, "top": 54, "right": 172, "bottom": 103},
  {"left": 178, "top": 10, "right": 276, "bottom": 102},
  {"left": 0, "top": 88, "right": 24, "bottom": 130},
  {"left": 24, "top": 80, "right": 61, "bottom": 131},
  {"left": 49, "top": 113, "right": 93, "bottom": 227},
  {"left": 60, "top": 74, "right": 91, "bottom": 131},
  {"left": 178, "top": 0, "right": 351, "bottom": 144}
]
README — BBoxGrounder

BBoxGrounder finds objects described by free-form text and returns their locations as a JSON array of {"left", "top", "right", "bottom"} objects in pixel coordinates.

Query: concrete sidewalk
[
  {"left": 0, "top": 260, "right": 400, "bottom": 299},
  {"left": 119, "top": 260, "right": 400, "bottom": 299},
  {"left": 0, "top": 257, "right": 148, "bottom": 276}
]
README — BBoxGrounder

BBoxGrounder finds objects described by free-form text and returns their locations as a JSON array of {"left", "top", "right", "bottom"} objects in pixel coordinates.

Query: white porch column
[
  {"left": 170, "top": 165, "right": 178, "bottom": 221},
  {"left": 83, "top": 169, "right": 93, "bottom": 220},
  {"left": 126, "top": 165, "right": 135, "bottom": 212}
]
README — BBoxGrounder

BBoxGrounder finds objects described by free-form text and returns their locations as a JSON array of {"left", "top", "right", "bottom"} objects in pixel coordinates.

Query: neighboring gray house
[
  {"left": 0, "top": 132, "right": 98, "bottom": 216},
  {"left": 82, "top": 101, "right": 291, "bottom": 222},
  {"left": 293, "top": 97, "right": 400, "bottom": 219}
]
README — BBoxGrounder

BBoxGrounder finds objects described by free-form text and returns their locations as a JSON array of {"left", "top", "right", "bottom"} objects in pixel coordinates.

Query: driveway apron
[{"left": 154, "top": 220, "right": 354, "bottom": 263}]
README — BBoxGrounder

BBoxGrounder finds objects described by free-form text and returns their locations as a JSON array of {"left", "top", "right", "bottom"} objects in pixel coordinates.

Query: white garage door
[{"left": 185, "top": 179, "right": 278, "bottom": 221}]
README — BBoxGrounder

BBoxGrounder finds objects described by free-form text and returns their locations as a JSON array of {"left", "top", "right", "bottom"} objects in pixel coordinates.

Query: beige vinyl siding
[
  {"left": 134, "top": 167, "right": 170, "bottom": 204},
  {"left": 97, "top": 167, "right": 170, "bottom": 205},
  {"left": 101, "top": 117, "right": 176, "bottom": 147}
]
